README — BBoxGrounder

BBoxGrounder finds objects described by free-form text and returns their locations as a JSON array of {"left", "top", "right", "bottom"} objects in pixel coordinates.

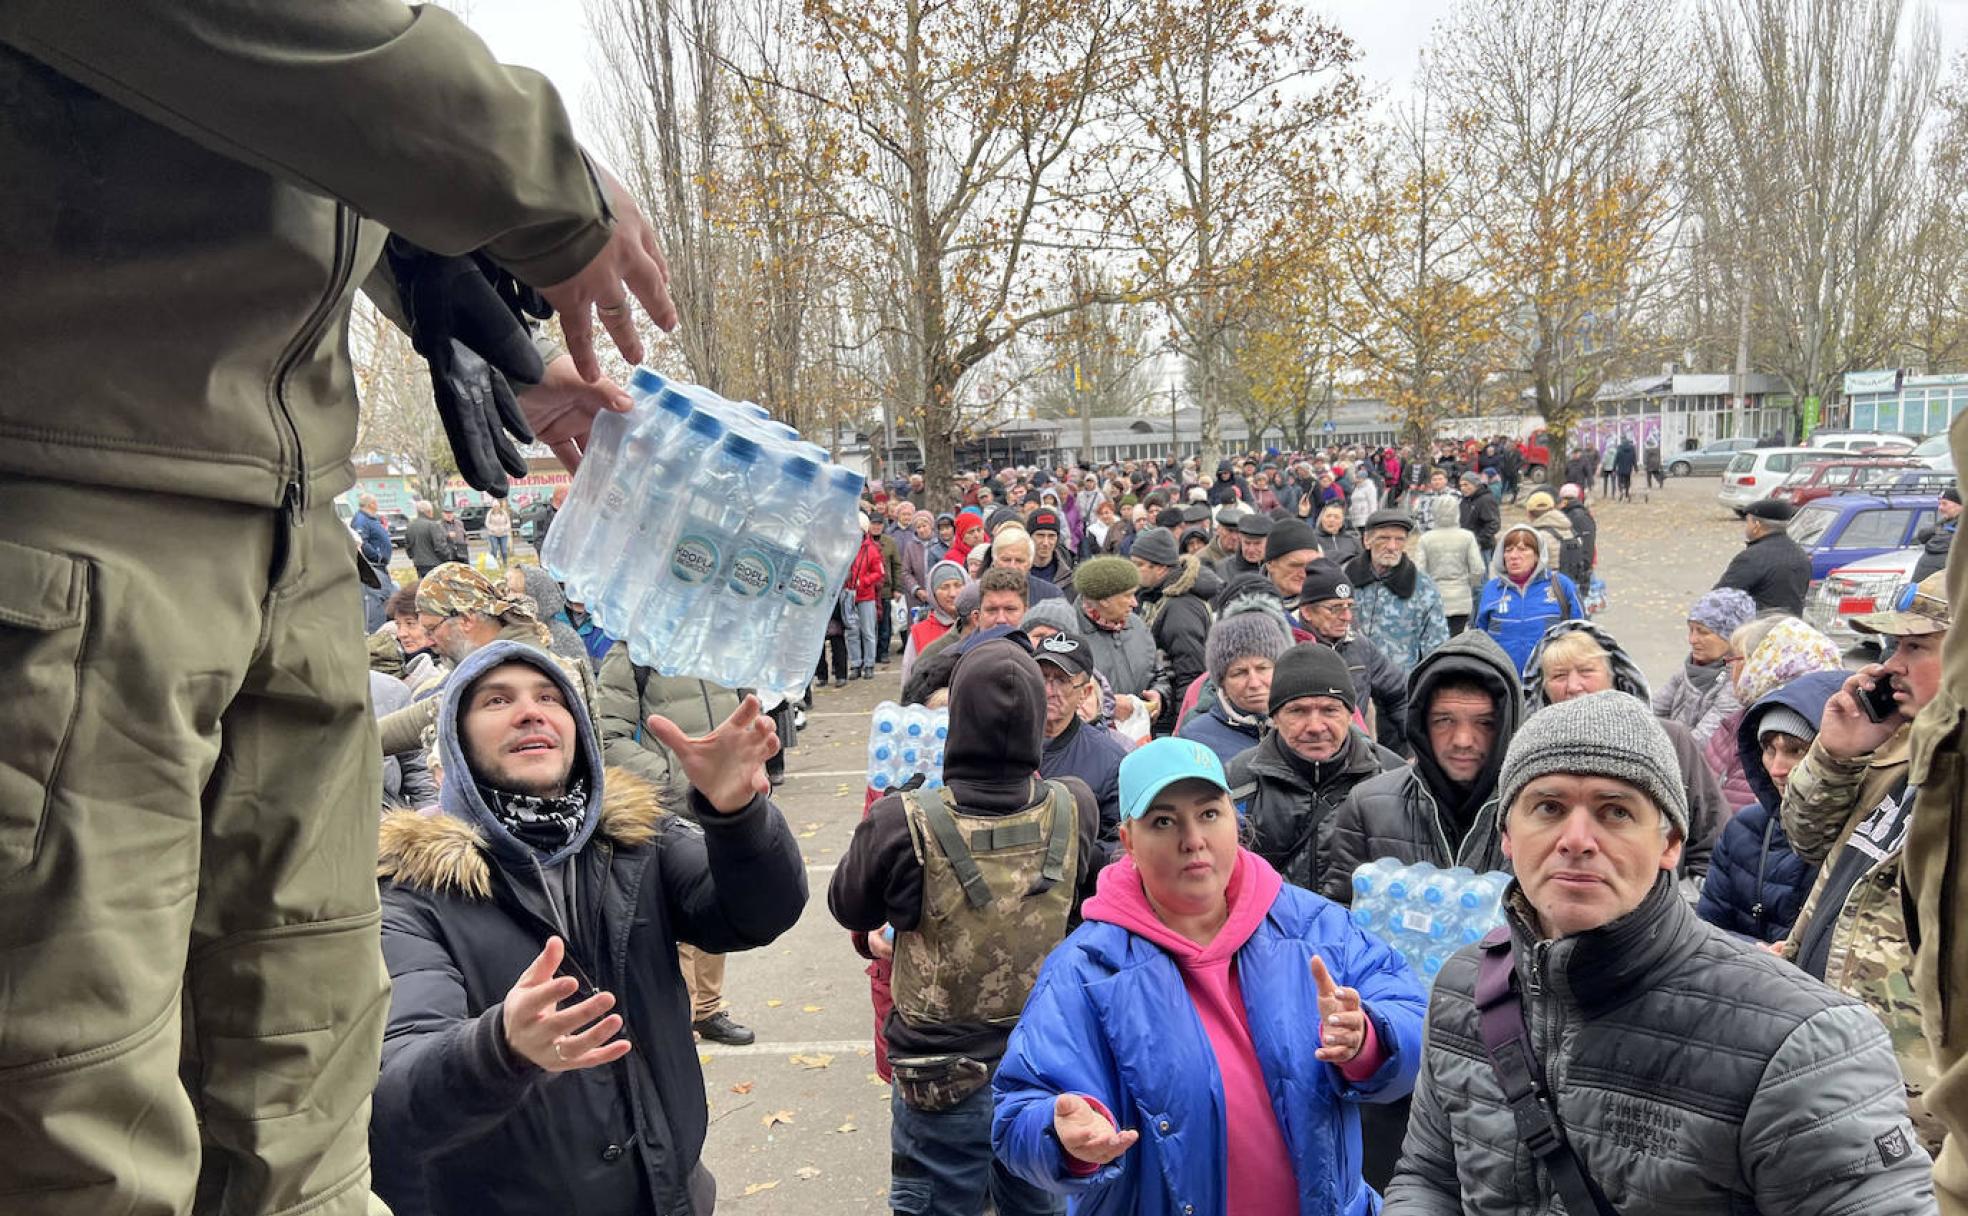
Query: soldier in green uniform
[
  {"left": 1782, "top": 572, "right": 1950, "bottom": 1154},
  {"left": 0, "top": 7, "right": 672, "bottom": 1213}
]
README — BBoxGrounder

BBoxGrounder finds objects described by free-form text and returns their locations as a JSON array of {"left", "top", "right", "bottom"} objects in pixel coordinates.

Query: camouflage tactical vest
[{"left": 891, "top": 781, "right": 1078, "bottom": 1028}]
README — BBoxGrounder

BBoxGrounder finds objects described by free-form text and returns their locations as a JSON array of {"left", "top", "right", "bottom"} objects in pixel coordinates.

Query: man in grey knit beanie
[{"left": 1499, "top": 688, "right": 1690, "bottom": 841}]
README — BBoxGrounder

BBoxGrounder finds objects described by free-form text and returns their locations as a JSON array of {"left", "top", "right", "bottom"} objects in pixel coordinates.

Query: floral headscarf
[{"left": 1736, "top": 617, "right": 1843, "bottom": 707}]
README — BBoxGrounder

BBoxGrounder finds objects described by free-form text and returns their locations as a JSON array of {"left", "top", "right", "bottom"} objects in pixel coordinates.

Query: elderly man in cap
[
  {"left": 1034, "top": 633, "right": 1129, "bottom": 851},
  {"left": 1717, "top": 498, "right": 1812, "bottom": 614},
  {"left": 375, "top": 561, "right": 599, "bottom": 758},
  {"left": 1388, "top": 691, "right": 1935, "bottom": 1213},
  {"left": 1288, "top": 558, "right": 1410, "bottom": 751},
  {"left": 1208, "top": 505, "right": 1246, "bottom": 571},
  {"left": 1778, "top": 570, "right": 1951, "bottom": 1155},
  {"left": 1456, "top": 469, "right": 1500, "bottom": 559},
  {"left": 1228, "top": 643, "right": 1404, "bottom": 893},
  {"left": 1345, "top": 508, "right": 1449, "bottom": 675},
  {"left": 1222, "top": 511, "right": 1273, "bottom": 580}
]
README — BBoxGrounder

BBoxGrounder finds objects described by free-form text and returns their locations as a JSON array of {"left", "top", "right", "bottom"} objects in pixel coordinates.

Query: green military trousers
[{"left": 0, "top": 477, "right": 389, "bottom": 1216}]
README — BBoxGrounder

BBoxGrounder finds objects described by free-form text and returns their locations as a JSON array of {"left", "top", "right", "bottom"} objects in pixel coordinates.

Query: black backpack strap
[{"left": 1474, "top": 931, "right": 1620, "bottom": 1216}]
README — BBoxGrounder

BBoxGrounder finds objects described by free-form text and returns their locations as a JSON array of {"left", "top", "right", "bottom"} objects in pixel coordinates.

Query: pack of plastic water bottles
[
  {"left": 1348, "top": 860, "right": 1509, "bottom": 982},
  {"left": 541, "top": 368, "right": 865, "bottom": 697},
  {"left": 866, "top": 703, "right": 949, "bottom": 794}
]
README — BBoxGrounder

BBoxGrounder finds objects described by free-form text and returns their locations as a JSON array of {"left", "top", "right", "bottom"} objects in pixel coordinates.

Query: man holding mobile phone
[{"left": 1779, "top": 570, "right": 1950, "bottom": 1156}]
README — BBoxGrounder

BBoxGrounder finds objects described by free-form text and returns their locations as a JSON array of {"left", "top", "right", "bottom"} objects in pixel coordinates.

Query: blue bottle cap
[
  {"left": 782, "top": 455, "right": 821, "bottom": 483},
  {"left": 723, "top": 433, "right": 761, "bottom": 463},
  {"left": 630, "top": 367, "right": 667, "bottom": 396},
  {"left": 833, "top": 468, "right": 866, "bottom": 495},
  {"left": 685, "top": 410, "right": 726, "bottom": 442},
  {"left": 655, "top": 386, "right": 695, "bottom": 419}
]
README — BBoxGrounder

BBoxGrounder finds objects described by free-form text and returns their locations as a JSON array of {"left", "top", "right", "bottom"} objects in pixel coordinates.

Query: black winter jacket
[
  {"left": 1457, "top": 491, "right": 1500, "bottom": 552},
  {"left": 1716, "top": 529, "right": 1812, "bottom": 615},
  {"left": 1228, "top": 728, "right": 1404, "bottom": 892},
  {"left": 1288, "top": 617, "right": 1411, "bottom": 753},
  {"left": 1141, "top": 555, "right": 1220, "bottom": 731},
  {"left": 372, "top": 772, "right": 806, "bottom": 1216},
  {"left": 1326, "top": 631, "right": 1523, "bottom": 902},
  {"left": 1695, "top": 672, "right": 1838, "bottom": 943}
]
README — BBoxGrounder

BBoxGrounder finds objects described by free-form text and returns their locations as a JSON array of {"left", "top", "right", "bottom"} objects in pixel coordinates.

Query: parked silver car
[
  {"left": 1667, "top": 437, "right": 1758, "bottom": 476},
  {"left": 1805, "top": 545, "right": 1923, "bottom": 650}
]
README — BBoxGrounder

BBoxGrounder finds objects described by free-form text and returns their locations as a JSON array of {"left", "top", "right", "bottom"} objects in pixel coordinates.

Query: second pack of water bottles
[
  {"left": 1348, "top": 859, "right": 1508, "bottom": 982},
  {"left": 866, "top": 702, "right": 949, "bottom": 793},
  {"left": 540, "top": 368, "right": 864, "bottom": 697}
]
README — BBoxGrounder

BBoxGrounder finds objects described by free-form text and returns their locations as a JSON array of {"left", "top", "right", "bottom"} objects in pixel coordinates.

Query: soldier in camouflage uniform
[
  {"left": 1782, "top": 571, "right": 1949, "bottom": 1153},
  {"left": 830, "top": 635, "right": 1106, "bottom": 1216},
  {"left": 375, "top": 562, "right": 598, "bottom": 758}
]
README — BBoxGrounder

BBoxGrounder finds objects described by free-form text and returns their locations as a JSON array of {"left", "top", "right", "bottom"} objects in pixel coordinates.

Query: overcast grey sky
[{"left": 463, "top": 0, "right": 1459, "bottom": 143}]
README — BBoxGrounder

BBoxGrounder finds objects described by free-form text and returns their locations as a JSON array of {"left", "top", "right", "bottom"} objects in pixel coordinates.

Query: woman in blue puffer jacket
[
  {"left": 993, "top": 738, "right": 1426, "bottom": 1215},
  {"left": 1473, "top": 522, "right": 1584, "bottom": 679},
  {"left": 1695, "top": 671, "right": 1836, "bottom": 943}
]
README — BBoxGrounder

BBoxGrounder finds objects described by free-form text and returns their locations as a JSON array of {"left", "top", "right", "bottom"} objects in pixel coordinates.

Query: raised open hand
[
  {"left": 645, "top": 694, "right": 781, "bottom": 814},
  {"left": 501, "top": 936, "right": 632, "bottom": 1073},
  {"left": 539, "top": 163, "right": 677, "bottom": 381}
]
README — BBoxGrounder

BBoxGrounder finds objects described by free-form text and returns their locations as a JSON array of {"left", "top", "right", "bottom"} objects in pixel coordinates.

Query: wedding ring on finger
[
  {"left": 597, "top": 301, "right": 629, "bottom": 316},
  {"left": 553, "top": 1038, "right": 568, "bottom": 1061}
]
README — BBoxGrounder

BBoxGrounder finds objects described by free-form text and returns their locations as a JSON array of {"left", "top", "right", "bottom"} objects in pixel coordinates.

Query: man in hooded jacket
[
  {"left": 1324, "top": 629, "right": 1525, "bottom": 1191},
  {"left": 370, "top": 641, "right": 806, "bottom": 1216},
  {"left": 831, "top": 636, "right": 1105, "bottom": 1216}
]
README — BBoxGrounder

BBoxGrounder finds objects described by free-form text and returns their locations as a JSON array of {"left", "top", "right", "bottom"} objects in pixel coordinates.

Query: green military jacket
[
  {"left": 1781, "top": 727, "right": 1941, "bottom": 1152},
  {"left": 0, "top": 4, "right": 608, "bottom": 509},
  {"left": 593, "top": 641, "right": 740, "bottom": 814}
]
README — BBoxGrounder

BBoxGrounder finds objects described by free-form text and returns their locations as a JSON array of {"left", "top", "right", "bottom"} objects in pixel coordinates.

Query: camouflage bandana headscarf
[{"left": 416, "top": 561, "right": 536, "bottom": 622}]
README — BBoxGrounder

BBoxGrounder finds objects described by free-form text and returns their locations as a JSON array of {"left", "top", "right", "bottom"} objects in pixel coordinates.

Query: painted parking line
[
  {"left": 696, "top": 1037, "right": 873, "bottom": 1059},
  {"left": 782, "top": 768, "right": 873, "bottom": 779}
]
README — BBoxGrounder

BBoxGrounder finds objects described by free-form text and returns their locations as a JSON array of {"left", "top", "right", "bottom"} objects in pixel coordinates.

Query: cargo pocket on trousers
[{"left": 0, "top": 538, "right": 88, "bottom": 877}]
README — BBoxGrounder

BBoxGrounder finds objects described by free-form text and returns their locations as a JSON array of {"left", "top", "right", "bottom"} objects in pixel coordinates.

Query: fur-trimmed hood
[
  {"left": 1155, "top": 552, "right": 1222, "bottom": 602},
  {"left": 377, "top": 765, "right": 669, "bottom": 900}
]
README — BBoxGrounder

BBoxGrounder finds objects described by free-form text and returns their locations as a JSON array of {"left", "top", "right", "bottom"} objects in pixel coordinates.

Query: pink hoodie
[{"left": 1077, "top": 850, "right": 1383, "bottom": 1213}]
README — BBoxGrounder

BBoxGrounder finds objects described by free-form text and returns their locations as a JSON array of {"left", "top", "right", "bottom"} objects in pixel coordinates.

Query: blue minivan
[{"left": 1787, "top": 492, "right": 1943, "bottom": 582}]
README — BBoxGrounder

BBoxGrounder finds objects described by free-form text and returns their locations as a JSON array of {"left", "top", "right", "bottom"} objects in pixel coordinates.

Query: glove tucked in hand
[{"left": 386, "top": 238, "right": 552, "bottom": 496}]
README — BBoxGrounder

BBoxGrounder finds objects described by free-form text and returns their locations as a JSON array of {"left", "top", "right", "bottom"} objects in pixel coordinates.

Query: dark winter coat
[
  {"left": 1326, "top": 631, "right": 1523, "bottom": 903},
  {"left": 1457, "top": 490, "right": 1500, "bottom": 553},
  {"left": 1716, "top": 529, "right": 1812, "bottom": 615},
  {"left": 371, "top": 642, "right": 806, "bottom": 1216},
  {"left": 1039, "top": 713, "right": 1129, "bottom": 848},
  {"left": 1696, "top": 672, "right": 1837, "bottom": 943},
  {"left": 1561, "top": 503, "right": 1597, "bottom": 571},
  {"left": 1286, "top": 618, "right": 1412, "bottom": 752},
  {"left": 1176, "top": 697, "right": 1267, "bottom": 766},
  {"left": 1140, "top": 555, "right": 1220, "bottom": 731},
  {"left": 1228, "top": 728, "right": 1405, "bottom": 893},
  {"left": 406, "top": 515, "right": 449, "bottom": 571},
  {"left": 1912, "top": 517, "right": 1957, "bottom": 586}
]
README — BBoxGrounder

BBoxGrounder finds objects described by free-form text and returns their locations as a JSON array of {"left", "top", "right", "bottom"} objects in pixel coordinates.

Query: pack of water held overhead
[{"left": 541, "top": 368, "right": 865, "bottom": 698}]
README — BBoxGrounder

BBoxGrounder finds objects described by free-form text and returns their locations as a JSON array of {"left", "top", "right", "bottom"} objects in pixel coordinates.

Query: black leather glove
[{"left": 385, "top": 238, "right": 550, "bottom": 496}]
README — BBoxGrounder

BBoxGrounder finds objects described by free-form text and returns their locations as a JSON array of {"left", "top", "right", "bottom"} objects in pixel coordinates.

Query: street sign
[{"left": 1321, "top": 420, "right": 1337, "bottom": 434}]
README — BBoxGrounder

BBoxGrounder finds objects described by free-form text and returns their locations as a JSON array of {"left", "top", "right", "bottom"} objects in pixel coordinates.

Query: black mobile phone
[{"left": 1858, "top": 677, "right": 1900, "bottom": 723}]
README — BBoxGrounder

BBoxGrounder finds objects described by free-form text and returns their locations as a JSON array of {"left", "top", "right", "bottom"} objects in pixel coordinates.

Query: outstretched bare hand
[{"left": 645, "top": 695, "right": 781, "bottom": 814}]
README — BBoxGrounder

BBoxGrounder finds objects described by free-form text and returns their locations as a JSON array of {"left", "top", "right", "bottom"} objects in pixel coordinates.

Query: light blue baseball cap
[{"left": 1118, "top": 737, "right": 1232, "bottom": 822}]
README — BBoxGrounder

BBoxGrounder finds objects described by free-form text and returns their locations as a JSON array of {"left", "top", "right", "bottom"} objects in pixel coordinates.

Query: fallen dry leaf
[
  {"left": 789, "top": 1053, "right": 834, "bottom": 1070},
  {"left": 730, "top": 1081, "right": 755, "bottom": 1094},
  {"left": 801, "top": 1004, "right": 824, "bottom": 1014},
  {"left": 764, "top": 999, "right": 784, "bottom": 1008},
  {"left": 741, "top": 1180, "right": 780, "bottom": 1197},
  {"left": 835, "top": 1121, "right": 858, "bottom": 1134},
  {"left": 762, "top": 1110, "right": 796, "bottom": 1127},
  {"left": 796, "top": 1167, "right": 822, "bottom": 1181}
]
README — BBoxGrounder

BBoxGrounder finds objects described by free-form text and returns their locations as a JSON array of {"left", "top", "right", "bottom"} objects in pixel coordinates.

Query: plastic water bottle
[
  {"left": 1350, "top": 857, "right": 1402, "bottom": 901},
  {"left": 587, "top": 407, "right": 726, "bottom": 633},
  {"left": 540, "top": 367, "right": 667, "bottom": 582},
  {"left": 700, "top": 452, "right": 822, "bottom": 686},
  {"left": 555, "top": 381, "right": 695, "bottom": 602},
  {"left": 756, "top": 466, "right": 868, "bottom": 693},
  {"left": 627, "top": 430, "right": 763, "bottom": 671}
]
